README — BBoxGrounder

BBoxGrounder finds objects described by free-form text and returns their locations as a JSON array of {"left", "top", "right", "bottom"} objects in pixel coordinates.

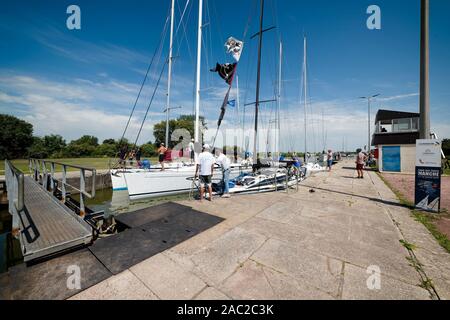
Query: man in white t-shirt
[
  {"left": 215, "top": 148, "right": 231, "bottom": 198},
  {"left": 188, "top": 139, "right": 195, "bottom": 164},
  {"left": 195, "top": 144, "right": 215, "bottom": 201}
]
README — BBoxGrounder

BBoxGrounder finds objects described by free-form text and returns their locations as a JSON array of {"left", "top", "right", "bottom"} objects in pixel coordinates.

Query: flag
[
  {"left": 210, "top": 63, "right": 237, "bottom": 85},
  {"left": 227, "top": 100, "right": 236, "bottom": 107},
  {"left": 218, "top": 86, "right": 232, "bottom": 127},
  {"left": 225, "top": 37, "right": 244, "bottom": 62}
]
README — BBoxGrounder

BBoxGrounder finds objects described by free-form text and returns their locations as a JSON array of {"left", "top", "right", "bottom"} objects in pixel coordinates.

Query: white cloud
[
  {"left": 0, "top": 73, "right": 162, "bottom": 143},
  {"left": 379, "top": 93, "right": 419, "bottom": 102}
]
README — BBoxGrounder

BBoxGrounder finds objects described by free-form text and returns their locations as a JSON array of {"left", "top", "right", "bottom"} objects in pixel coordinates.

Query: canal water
[{"left": 0, "top": 188, "right": 189, "bottom": 274}]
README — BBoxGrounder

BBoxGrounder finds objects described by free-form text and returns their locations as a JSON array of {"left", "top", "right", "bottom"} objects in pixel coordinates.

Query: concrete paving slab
[
  {"left": 130, "top": 253, "right": 206, "bottom": 300},
  {"left": 220, "top": 260, "right": 335, "bottom": 300},
  {"left": 256, "top": 199, "right": 303, "bottom": 224},
  {"left": 251, "top": 238, "right": 343, "bottom": 297},
  {"left": 239, "top": 217, "right": 312, "bottom": 245},
  {"left": 70, "top": 270, "right": 158, "bottom": 300},
  {"left": 341, "top": 263, "right": 431, "bottom": 300},
  {"left": 191, "top": 227, "right": 267, "bottom": 286},
  {"left": 195, "top": 287, "right": 231, "bottom": 300}
]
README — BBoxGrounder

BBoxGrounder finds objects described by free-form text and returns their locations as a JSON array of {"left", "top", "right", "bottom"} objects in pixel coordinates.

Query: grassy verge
[
  {"left": 377, "top": 172, "right": 450, "bottom": 254},
  {"left": 0, "top": 157, "right": 159, "bottom": 174},
  {"left": 376, "top": 172, "right": 414, "bottom": 208},
  {"left": 413, "top": 210, "right": 450, "bottom": 253}
]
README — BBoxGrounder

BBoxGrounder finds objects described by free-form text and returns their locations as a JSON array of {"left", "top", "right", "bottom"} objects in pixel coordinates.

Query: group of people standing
[
  {"left": 156, "top": 141, "right": 231, "bottom": 201},
  {"left": 118, "top": 146, "right": 142, "bottom": 168},
  {"left": 195, "top": 144, "right": 231, "bottom": 202},
  {"left": 325, "top": 148, "right": 370, "bottom": 179}
]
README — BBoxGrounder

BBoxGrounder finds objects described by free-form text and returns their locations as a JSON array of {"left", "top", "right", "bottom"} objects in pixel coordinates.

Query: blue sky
[{"left": 1, "top": 0, "right": 449, "bottom": 152}]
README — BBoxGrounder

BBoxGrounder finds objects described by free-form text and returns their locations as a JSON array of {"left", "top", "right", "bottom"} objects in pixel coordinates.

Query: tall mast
[
  {"left": 194, "top": 0, "right": 203, "bottom": 143},
  {"left": 253, "top": 0, "right": 265, "bottom": 166},
  {"left": 303, "top": 35, "right": 308, "bottom": 161},
  {"left": 165, "top": 0, "right": 175, "bottom": 147},
  {"left": 277, "top": 41, "right": 282, "bottom": 159}
]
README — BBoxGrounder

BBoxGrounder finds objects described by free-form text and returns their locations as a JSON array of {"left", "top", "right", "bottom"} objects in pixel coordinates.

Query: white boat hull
[{"left": 111, "top": 165, "right": 250, "bottom": 200}]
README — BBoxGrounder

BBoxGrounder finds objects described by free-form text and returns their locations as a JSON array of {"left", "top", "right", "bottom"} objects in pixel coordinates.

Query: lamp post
[
  {"left": 360, "top": 94, "right": 380, "bottom": 153},
  {"left": 420, "top": 0, "right": 430, "bottom": 139}
]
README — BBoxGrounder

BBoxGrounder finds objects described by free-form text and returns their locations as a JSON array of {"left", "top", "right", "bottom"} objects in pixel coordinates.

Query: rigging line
[
  {"left": 175, "top": 0, "right": 194, "bottom": 62},
  {"left": 119, "top": 10, "right": 171, "bottom": 145},
  {"left": 133, "top": 0, "right": 193, "bottom": 148},
  {"left": 243, "top": 0, "right": 258, "bottom": 39},
  {"left": 133, "top": 63, "right": 168, "bottom": 148}
]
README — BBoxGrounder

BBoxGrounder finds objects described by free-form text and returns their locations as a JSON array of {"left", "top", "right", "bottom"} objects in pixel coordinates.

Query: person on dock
[
  {"left": 195, "top": 144, "right": 215, "bottom": 202},
  {"left": 215, "top": 148, "right": 231, "bottom": 198},
  {"left": 356, "top": 148, "right": 367, "bottom": 179},
  {"left": 188, "top": 139, "right": 195, "bottom": 164},
  {"left": 135, "top": 147, "right": 142, "bottom": 168},
  {"left": 158, "top": 143, "right": 168, "bottom": 171},
  {"left": 118, "top": 145, "right": 128, "bottom": 168},
  {"left": 327, "top": 149, "right": 333, "bottom": 171}
]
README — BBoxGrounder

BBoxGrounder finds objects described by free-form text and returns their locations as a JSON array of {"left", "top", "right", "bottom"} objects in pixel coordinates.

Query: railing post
[
  {"left": 61, "top": 165, "right": 67, "bottom": 204},
  {"left": 42, "top": 160, "right": 48, "bottom": 190},
  {"left": 91, "top": 169, "right": 96, "bottom": 198},
  {"left": 79, "top": 168, "right": 86, "bottom": 218},
  {"left": 16, "top": 173, "right": 24, "bottom": 212},
  {"left": 50, "top": 162, "right": 55, "bottom": 192}
]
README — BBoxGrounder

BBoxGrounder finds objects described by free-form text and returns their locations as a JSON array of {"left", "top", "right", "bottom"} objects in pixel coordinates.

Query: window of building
[{"left": 393, "top": 118, "right": 412, "bottom": 132}]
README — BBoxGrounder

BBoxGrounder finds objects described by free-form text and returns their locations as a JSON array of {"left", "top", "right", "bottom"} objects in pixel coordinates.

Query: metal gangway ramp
[{"left": 5, "top": 160, "right": 95, "bottom": 262}]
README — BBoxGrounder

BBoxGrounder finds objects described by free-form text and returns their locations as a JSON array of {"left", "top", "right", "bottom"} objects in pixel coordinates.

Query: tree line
[{"left": 0, "top": 114, "right": 204, "bottom": 160}]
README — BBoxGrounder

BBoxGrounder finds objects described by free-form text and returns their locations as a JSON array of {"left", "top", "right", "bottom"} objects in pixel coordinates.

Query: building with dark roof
[{"left": 372, "top": 109, "right": 420, "bottom": 173}]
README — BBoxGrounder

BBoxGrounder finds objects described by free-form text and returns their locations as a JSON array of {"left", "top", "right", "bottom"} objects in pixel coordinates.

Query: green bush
[
  {"left": 0, "top": 114, "right": 34, "bottom": 160},
  {"left": 140, "top": 144, "right": 157, "bottom": 157}
]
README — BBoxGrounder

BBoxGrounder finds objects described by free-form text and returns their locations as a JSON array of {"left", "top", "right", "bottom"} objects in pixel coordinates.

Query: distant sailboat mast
[
  {"left": 276, "top": 41, "right": 282, "bottom": 159},
  {"left": 303, "top": 35, "right": 308, "bottom": 162},
  {"left": 165, "top": 0, "right": 175, "bottom": 147},
  {"left": 253, "top": 0, "right": 265, "bottom": 166},
  {"left": 194, "top": 0, "right": 203, "bottom": 143}
]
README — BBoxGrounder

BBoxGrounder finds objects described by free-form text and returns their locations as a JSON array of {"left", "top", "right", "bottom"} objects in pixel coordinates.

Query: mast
[
  {"left": 253, "top": 0, "right": 265, "bottom": 166},
  {"left": 165, "top": 0, "right": 175, "bottom": 147},
  {"left": 194, "top": 0, "right": 203, "bottom": 143},
  {"left": 303, "top": 35, "right": 308, "bottom": 162},
  {"left": 277, "top": 41, "right": 282, "bottom": 159}
]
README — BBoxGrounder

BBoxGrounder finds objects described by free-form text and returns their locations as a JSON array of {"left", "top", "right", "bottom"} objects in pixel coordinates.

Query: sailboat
[
  {"left": 110, "top": 0, "right": 249, "bottom": 200},
  {"left": 216, "top": 0, "right": 304, "bottom": 196}
]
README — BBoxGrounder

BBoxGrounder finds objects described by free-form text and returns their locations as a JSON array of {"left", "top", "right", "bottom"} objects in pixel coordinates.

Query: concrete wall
[
  {"left": 400, "top": 145, "right": 416, "bottom": 173},
  {"left": 377, "top": 144, "right": 416, "bottom": 174},
  {"left": 65, "top": 171, "right": 112, "bottom": 194}
]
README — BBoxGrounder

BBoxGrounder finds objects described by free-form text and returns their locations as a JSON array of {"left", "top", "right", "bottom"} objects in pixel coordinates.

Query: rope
[
  {"left": 119, "top": 9, "right": 171, "bottom": 147},
  {"left": 133, "top": 64, "right": 168, "bottom": 148},
  {"left": 132, "top": 0, "right": 194, "bottom": 148}
]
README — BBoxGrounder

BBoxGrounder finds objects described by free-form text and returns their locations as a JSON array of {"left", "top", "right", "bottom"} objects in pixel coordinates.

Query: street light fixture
[{"left": 360, "top": 94, "right": 380, "bottom": 153}]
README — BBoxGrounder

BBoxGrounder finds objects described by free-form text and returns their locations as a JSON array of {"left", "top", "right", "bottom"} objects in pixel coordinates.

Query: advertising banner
[{"left": 415, "top": 139, "right": 442, "bottom": 212}]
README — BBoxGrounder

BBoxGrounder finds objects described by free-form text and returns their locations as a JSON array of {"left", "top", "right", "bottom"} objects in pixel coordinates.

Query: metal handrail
[
  {"left": 29, "top": 159, "right": 97, "bottom": 218},
  {"left": 4, "top": 160, "right": 24, "bottom": 238}
]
